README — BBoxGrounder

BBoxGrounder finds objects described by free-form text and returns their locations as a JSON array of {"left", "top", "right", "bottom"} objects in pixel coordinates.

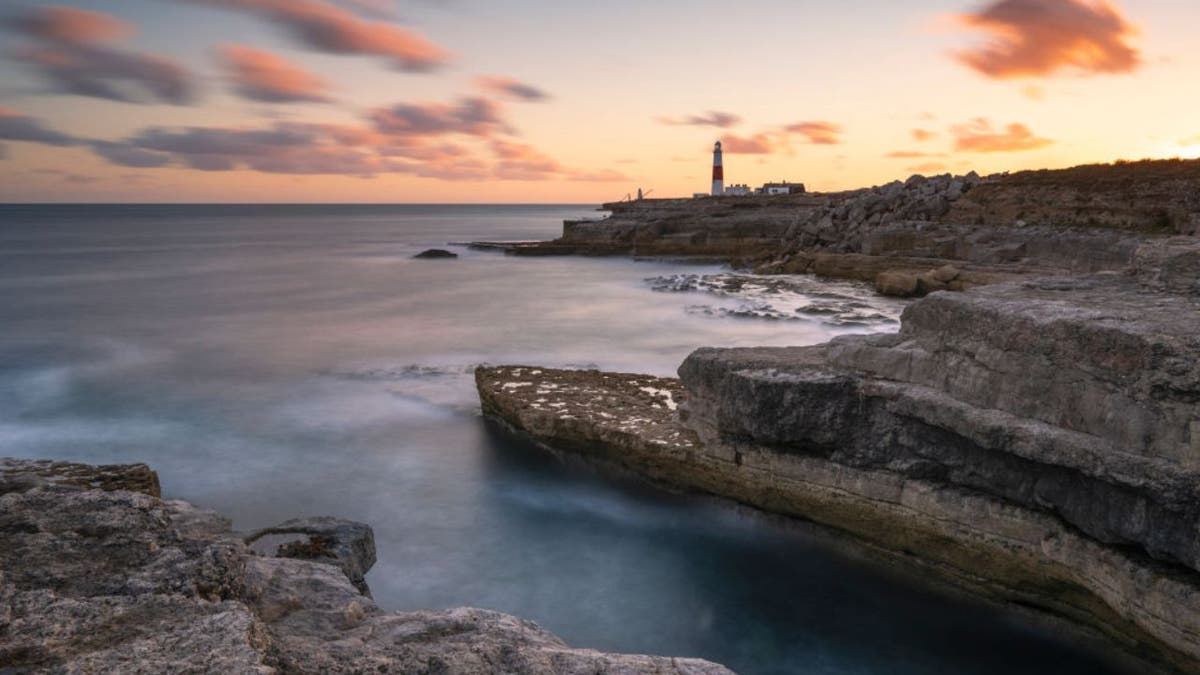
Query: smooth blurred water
[{"left": 0, "top": 204, "right": 1130, "bottom": 674}]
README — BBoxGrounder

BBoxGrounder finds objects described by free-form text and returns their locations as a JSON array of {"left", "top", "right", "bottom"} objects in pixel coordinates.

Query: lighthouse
[{"left": 711, "top": 140, "right": 724, "bottom": 196}]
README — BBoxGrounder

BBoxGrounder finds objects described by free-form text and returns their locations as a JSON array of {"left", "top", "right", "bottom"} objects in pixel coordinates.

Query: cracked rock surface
[{"left": 0, "top": 459, "right": 733, "bottom": 675}]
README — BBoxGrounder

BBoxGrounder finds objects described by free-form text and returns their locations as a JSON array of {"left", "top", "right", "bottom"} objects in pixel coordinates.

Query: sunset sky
[{"left": 1, "top": 0, "right": 1197, "bottom": 203}]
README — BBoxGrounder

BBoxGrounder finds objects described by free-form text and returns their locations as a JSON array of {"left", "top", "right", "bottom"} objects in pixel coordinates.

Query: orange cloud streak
[
  {"left": 952, "top": 118, "right": 1053, "bottom": 152},
  {"left": 953, "top": 0, "right": 1140, "bottom": 79},
  {"left": 785, "top": 121, "right": 843, "bottom": 145}
]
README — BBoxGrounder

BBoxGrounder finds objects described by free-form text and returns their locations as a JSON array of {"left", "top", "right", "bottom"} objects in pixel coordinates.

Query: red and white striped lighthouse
[{"left": 711, "top": 140, "right": 724, "bottom": 196}]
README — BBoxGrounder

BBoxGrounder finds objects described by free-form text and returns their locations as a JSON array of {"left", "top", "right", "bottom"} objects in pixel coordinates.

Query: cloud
[
  {"left": 0, "top": 108, "right": 80, "bottom": 146},
  {"left": 951, "top": 118, "right": 1053, "bottom": 152},
  {"left": 475, "top": 76, "right": 549, "bottom": 102},
  {"left": 91, "top": 122, "right": 395, "bottom": 175},
  {"left": 720, "top": 133, "right": 776, "bottom": 154},
  {"left": 6, "top": 6, "right": 130, "bottom": 45},
  {"left": 885, "top": 150, "right": 943, "bottom": 159},
  {"left": 659, "top": 111, "right": 742, "bottom": 129},
  {"left": 33, "top": 168, "right": 96, "bottom": 184},
  {"left": 90, "top": 140, "right": 173, "bottom": 168},
  {"left": 220, "top": 45, "right": 331, "bottom": 103},
  {"left": 87, "top": 102, "right": 627, "bottom": 183},
  {"left": 784, "top": 121, "right": 843, "bottom": 145},
  {"left": 330, "top": 0, "right": 397, "bottom": 19},
  {"left": 1021, "top": 84, "right": 1046, "bottom": 100},
  {"left": 907, "top": 162, "right": 949, "bottom": 174},
  {"left": 370, "top": 97, "right": 508, "bottom": 137},
  {"left": 911, "top": 128, "right": 937, "bottom": 142},
  {"left": 952, "top": 0, "right": 1141, "bottom": 78},
  {"left": 5, "top": 6, "right": 196, "bottom": 104},
  {"left": 490, "top": 140, "right": 563, "bottom": 180},
  {"left": 180, "top": 0, "right": 449, "bottom": 72}
]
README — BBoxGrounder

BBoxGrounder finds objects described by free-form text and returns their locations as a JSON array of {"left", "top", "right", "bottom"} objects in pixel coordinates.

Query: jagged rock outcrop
[
  {"left": 0, "top": 459, "right": 732, "bottom": 674},
  {"left": 0, "top": 458, "right": 161, "bottom": 497},
  {"left": 474, "top": 240, "right": 1200, "bottom": 674}
]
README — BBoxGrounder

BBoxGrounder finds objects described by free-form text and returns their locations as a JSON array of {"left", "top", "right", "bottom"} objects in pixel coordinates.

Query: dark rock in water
[
  {"left": 0, "top": 457, "right": 732, "bottom": 674},
  {"left": 414, "top": 248, "right": 458, "bottom": 259},
  {"left": 246, "top": 516, "right": 377, "bottom": 595}
]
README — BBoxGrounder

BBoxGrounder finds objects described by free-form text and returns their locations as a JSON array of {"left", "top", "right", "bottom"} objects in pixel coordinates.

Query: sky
[{"left": 0, "top": 0, "right": 1197, "bottom": 203}]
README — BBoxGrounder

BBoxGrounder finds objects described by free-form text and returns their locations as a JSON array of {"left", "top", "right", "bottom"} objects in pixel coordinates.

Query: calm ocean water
[{"left": 0, "top": 204, "right": 1128, "bottom": 674}]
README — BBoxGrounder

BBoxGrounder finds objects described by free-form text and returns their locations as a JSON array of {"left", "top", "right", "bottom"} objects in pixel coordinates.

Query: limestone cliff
[{"left": 475, "top": 239, "right": 1200, "bottom": 673}]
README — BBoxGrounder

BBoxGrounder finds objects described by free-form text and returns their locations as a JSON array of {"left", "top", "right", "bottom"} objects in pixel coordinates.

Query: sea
[{"left": 0, "top": 204, "right": 1130, "bottom": 674}]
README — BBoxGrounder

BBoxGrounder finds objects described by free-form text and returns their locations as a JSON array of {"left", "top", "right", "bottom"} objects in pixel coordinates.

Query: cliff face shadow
[{"left": 475, "top": 420, "right": 1133, "bottom": 675}]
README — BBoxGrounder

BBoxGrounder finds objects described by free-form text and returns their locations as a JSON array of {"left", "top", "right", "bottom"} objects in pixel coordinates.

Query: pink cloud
[
  {"left": 951, "top": 118, "right": 1053, "bottom": 152},
  {"left": 181, "top": 0, "right": 449, "bottom": 72},
  {"left": 475, "top": 76, "right": 549, "bottom": 102},
  {"left": 784, "top": 121, "right": 843, "bottom": 145},
  {"left": 658, "top": 111, "right": 742, "bottom": 129},
  {"left": 6, "top": 6, "right": 130, "bottom": 45},
  {"left": 220, "top": 45, "right": 331, "bottom": 103},
  {"left": 721, "top": 133, "right": 776, "bottom": 154},
  {"left": 6, "top": 7, "right": 195, "bottom": 104},
  {"left": 87, "top": 99, "right": 627, "bottom": 183},
  {"left": 911, "top": 128, "right": 937, "bottom": 142},
  {"left": 371, "top": 97, "right": 508, "bottom": 137},
  {"left": 952, "top": 0, "right": 1141, "bottom": 78}
]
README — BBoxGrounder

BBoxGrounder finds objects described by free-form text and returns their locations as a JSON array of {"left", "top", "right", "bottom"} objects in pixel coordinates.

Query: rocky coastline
[
  {"left": 475, "top": 233, "right": 1200, "bottom": 673},
  {"left": 477, "top": 159, "right": 1200, "bottom": 298},
  {"left": 0, "top": 458, "right": 732, "bottom": 674}
]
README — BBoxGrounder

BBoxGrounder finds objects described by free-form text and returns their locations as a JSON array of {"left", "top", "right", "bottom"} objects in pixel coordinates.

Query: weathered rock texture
[
  {"left": 481, "top": 159, "right": 1200, "bottom": 297},
  {"left": 0, "top": 459, "right": 732, "bottom": 674},
  {"left": 475, "top": 241, "right": 1200, "bottom": 674}
]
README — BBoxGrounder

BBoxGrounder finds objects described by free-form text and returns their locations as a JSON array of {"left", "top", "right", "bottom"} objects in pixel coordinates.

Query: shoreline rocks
[
  {"left": 414, "top": 248, "right": 458, "bottom": 259},
  {"left": 0, "top": 458, "right": 732, "bottom": 674},
  {"left": 473, "top": 159, "right": 1200, "bottom": 298},
  {"left": 474, "top": 242, "right": 1200, "bottom": 674}
]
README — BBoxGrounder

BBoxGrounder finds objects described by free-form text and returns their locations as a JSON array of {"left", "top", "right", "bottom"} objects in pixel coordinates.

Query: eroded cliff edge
[
  {"left": 0, "top": 459, "right": 732, "bottom": 674},
  {"left": 476, "top": 238, "right": 1200, "bottom": 673}
]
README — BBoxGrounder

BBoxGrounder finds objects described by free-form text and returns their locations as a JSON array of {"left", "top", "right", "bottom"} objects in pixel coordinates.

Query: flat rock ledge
[
  {"left": 476, "top": 261, "right": 1200, "bottom": 674},
  {"left": 0, "top": 459, "right": 732, "bottom": 675}
]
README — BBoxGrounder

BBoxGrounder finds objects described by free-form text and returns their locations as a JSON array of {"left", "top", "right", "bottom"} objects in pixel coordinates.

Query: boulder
[
  {"left": 414, "top": 248, "right": 458, "bottom": 259},
  {"left": 875, "top": 271, "right": 920, "bottom": 297},
  {"left": 915, "top": 272, "right": 948, "bottom": 295},
  {"left": 930, "top": 265, "right": 961, "bottom": 283}
]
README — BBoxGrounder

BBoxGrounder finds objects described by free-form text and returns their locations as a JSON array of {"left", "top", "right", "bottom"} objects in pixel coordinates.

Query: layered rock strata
[
  {"left": 475, "top": 247, "right": 1200, "bottom": 673},
  {"left": 0, "top": 459, "right": 732, "bottom": 674}
]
